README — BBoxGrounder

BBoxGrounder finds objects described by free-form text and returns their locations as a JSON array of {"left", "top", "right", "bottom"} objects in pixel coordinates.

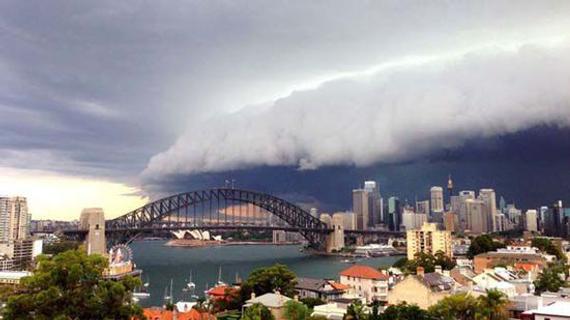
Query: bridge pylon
[
  {"left": 79, "top": 208, "right": 106, "bottom": 255},
  {"left": 319, "top": 213, "right": 345, "bottom": 253}
]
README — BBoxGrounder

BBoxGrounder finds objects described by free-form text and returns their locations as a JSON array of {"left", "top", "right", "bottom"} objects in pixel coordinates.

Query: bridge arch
[{"left": 106, "top": 188, "right": 330, "bottom": 249}]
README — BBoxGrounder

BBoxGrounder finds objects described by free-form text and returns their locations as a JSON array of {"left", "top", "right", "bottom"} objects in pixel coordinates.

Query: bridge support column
[
  {"left": 79, "top": 208, "right": 106, "bottom": 255},
  {"left": 320, "top": 213, "right": 345, "bottom": 253}
]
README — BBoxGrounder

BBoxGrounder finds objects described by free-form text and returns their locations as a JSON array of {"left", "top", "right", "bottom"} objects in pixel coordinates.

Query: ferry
[{"left": 353, "top": 244, "right": 398, "bottom": 257}]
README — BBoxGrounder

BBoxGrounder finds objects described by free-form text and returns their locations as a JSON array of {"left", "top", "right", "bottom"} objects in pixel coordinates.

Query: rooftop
[
  {"left": 340, "top": 265, "right": 388, "bottom": 280},
  {"left": 523, "top": 301, "right": 570, "bottom": 317},
  {"left": 245, "top": 292, "right": 291, "bottom": 308}
]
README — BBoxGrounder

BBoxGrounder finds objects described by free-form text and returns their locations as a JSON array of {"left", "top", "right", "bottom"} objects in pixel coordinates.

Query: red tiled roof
[
  {"left": 340, "top": 265, "right": 388, "bottom": 280},
  {"left": 141, "top": 308, "right": 215, "bottom": 320},
  {"left": 207, "top": 285, "right": 229, "bottom": 296},
  {"left": 142, "top": 308, "right": 173, "bottom": 320},
  {"left": 329, "top": 281, "right": 350, "bottom": 290}
]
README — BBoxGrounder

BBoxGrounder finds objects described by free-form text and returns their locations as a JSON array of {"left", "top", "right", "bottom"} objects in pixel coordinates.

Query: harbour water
[{"left": 130, "top": 240, "right": 400, "bottom": 307}]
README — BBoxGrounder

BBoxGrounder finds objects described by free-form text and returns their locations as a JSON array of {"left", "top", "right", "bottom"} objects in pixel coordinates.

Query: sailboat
[
  {"left": 187, "top": 271, "right": 196, "bottom": 290},
  {"left": 133, "top": 276, "right": 150, "bottom": 299},
  {"left": 163, "top": 279, "right": 173, "bottom": 303},
  {"left": 216, "top": 266, "right": 226, "bottom": 286}
]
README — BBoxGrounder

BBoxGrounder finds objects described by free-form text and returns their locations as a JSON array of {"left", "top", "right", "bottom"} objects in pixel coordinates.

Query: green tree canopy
[
  {"left": 394, "top": 252, "right": 455, "bottom": 274},
  {"left": 531, "top": 238, "right": 566, "bottom": 262},
  {"left": 534, "top": 263, "right": 568, "bottom": 294},
  {"left": 300, "top": 297, "right": 325, "bottom": 309},
  {"left": 380, "top": 302, "right": 430, "bottom": 320},
  {"left": 3, "top": 250, "right": 144, "bottom": 320},
  {"left": 283, "top": 300, "right": 310, "bottom": 320},
  {"left": 241, "top": 264, "right": 297, "bottom": 301},
  {"left": 343, "top": 300, "right": 367, "bottom": 320},
  {"left": 467, "top": 235, "right": 505, "bottom": 259},
  {"left": 428, "top": 293, "right": 479, "bottom": 320},
  {"left": 242, "top": 303, "right": 274, "bottom": 320}
]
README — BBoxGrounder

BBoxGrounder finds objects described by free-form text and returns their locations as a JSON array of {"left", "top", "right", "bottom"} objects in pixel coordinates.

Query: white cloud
[{"left": 143, "top": 41, "right": 570, "bottom": 178}]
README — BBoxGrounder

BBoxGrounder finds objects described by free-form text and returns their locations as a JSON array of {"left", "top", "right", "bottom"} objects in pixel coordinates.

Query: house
[
  {"left": 311, "top": 298, "right": 367, "bottom": 320},
  {"left": 339, "top": 264, "right": 389, "bottom": 302},
  {"left": 206, "top": 284, "right": 239, "bottom": 302},
  {"left": 472, "top": 268, "right": 518, "bottom": 297},
  {"left": 141, "top": 307, "right": 216, "bottom": 320},
  {"left": 387, "top": 267, "right": 455, "bottom": 309},
  {"left": 295, "top": 277, "right": 347, "bottom": 301},
  {"left": 244, "top": 292, "right": 291, "bottom": 320},
  {"left": 521, "top": 301, "right": 570, "bottom": 320},
  {"left": 474, "top": 252, "right": 546, "bottom": 273}
]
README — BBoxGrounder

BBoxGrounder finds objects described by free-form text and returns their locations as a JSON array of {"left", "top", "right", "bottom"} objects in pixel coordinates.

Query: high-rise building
[
  {"left": 388, "top": 197, "right": 402, "bottom": 231},
  {"left": 430, "top": 186, "right": 444, "bottom": 215},
  {"left": 478, "top": 189, "right": 497, "bottom": 232},
  {"left": 406, "top": 222, "right": 452, "bottom": 260},
  {"left": 443, "top": 212, "right": 458, "bottom": 232},
  {"left": 401, "top": 207, "right": 427, "bottom": 231},
  {"left": 363, "top": 181, "right": 382, "bottom": 227},
  {"left": 465, "top": 199, "right": 487, "bottom": 234},
  {"left": 352, "top": 189, "right": 369, "bottom": 230},
  {"left": 525, "top": 210, "right": 538, "bottom": 232},
  {"left": 543, "top": 201, "right": 568, "bottom": 238},
  {"left": 447, "top": 175, "right": 454, "bottom": 198},
  {"left": 0, "top": 197, "right": 30, "bottom": 243},
  {"left": 416, "top": 200, "right": 430, "bottom": 216}
]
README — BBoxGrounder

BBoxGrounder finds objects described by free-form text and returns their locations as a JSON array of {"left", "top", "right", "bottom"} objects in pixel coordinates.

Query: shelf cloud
[{"left": 144, "top": 41, "right": 570, "bottom": 180}]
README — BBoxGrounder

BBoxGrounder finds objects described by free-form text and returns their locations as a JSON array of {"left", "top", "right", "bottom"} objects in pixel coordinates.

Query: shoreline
[{"left": 164, "top": 239, "right": 301, "bottom": 248}]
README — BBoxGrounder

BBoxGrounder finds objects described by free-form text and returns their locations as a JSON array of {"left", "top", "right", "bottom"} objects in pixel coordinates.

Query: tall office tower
[
  {"left": 499, "top": 196, "right": 507, "bottom": 213},
  {"left": 352, "top": 189, "right": 369, "bottom": 230},
  {"left": 388, "top": 196, "right": 402, "bottom": 231},
  {"left": 337, "top": 211, "right": 357, "bottom": 230},
  {"left": 406, "top": 222, "right": 453, "bottom": 260},
  {"left": 539, "top": 206, "right": 548, "bottom": 232},
  {"left": 479, "top": 189, "right": 498, "bottom": 232},
  {"left": 505, "top": 204, "right": 522, "bottom": 229},
  {"left": 363, "top": 181, "right": 382, "bottom": 227},
  {"left": 401, "top": 210, "right": 427, "bottom": 231},
  {"left": 525, "top": 210, "right": 538, "bottom": 232},
  {"left": 416, "top": 200, "right": 430, "bottom": 216},
  {"left": 430, "top": 186, "right": 444, "bottom": 214},
  {"left": 457, "top": 191, "right": 476, "bottom": 229},
  {"left": 443, "top": 212, "right": 458, "bottom": 232},
  {"left": 0, "top": 197, "right": 30, "bottom": 243},
  {"left": 543, "top": 201, "right": 567, "bottom": 238},
  {"left": 465, "top": 198, "right": 487, "bottom": 234}
]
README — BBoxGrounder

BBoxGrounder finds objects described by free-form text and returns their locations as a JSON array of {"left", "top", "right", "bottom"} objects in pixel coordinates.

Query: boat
[
  {"left": 187, "top": 271, "right": 196, "bottom": 290},
  {"left": 216, "top": 266, "right": 226, "bottom": 286},
  {"left": 163, "top": 279, "right": 173, "bottom": 303}
]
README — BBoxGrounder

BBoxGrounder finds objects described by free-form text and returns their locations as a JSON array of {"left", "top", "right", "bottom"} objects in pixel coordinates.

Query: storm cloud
[{"left": 144, "top": 42, "right": 570, "bottom": 179}]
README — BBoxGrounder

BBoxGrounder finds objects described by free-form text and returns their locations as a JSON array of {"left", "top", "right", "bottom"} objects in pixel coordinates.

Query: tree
[
  {"left": 401, "top": 252, "right": 455, "bottom": 274},
  {"left": 3, "top": 250, "right": 144, "bottom": 320},
  {"left": 300, "top": 297, "right": 325, "bottom": 309},
  {"left": 476, "top": 289, "right": 509, "bottom": 320},
  {"left": 283, "top": 300, "right": 310, "bottom": 320},
  {"left": 380, "top": 302, "right": 430, "bottom": 320},
  {"left": 532, "top": 238, "right": 566, "bottom": 262},
  {"left": 343, "top": 300, "right": 367, "bottom": 320},
  {"left": 534, "top": 263, "right": 567, "bottom": 294},
  {"left": 242, "top": 303, "right": 274, "bottom": 320},
  {"left": 42, "top": 240, "right": 81, "bottom": 255},
  {"left": 240, "top": 264, "right": 297, "bottom": 303},
  {"left": 467, "top": 235, "right": 505, "bottom": 259},
  {"left": 428, "top": 293, "right": 479, "bottom": 320}
]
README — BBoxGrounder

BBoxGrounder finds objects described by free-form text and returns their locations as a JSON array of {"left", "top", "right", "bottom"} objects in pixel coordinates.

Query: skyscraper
[
  {"left": 457, "top": 191, "right": 476, "bottom": 229},
  {"left": 430, "top": 186, "right": 444, "bottom": 214},
  {"left": 352, "top": 189, "right": 369, "bottom": 230},
  {"left": 525, "top": 209, "right": 538, "bottom": 232},
  {"left": 0, "top": 197, "right": 30, "bottom": 243},
  {"left": 465, "top": 198, "right": 487, "bottom": 234},
  {"left": 416, "top": 200, "right": 430, "bottom": 216},
  {"left": 479, "top": 189, "right": 498, "bottom": 232},
  {"left": 388, "top": 196, "right": 402, "bottom": 231},
  {"left": 363, "top": 181, "right": 382, "bottom": 227}
]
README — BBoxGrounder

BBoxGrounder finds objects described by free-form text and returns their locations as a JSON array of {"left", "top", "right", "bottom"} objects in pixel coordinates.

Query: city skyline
[{"left": 1, "top": 1, "right": 570, "bottom": 219}]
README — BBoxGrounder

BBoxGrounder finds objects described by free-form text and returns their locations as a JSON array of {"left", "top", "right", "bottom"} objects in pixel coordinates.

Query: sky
[{"left": 1, "top": 1, "right": 570, "bottom": 220}]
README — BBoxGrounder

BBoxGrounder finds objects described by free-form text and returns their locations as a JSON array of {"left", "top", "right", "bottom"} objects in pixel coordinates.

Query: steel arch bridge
[{"left": 104, "top": 188, "right": 331, "bottom": 249}]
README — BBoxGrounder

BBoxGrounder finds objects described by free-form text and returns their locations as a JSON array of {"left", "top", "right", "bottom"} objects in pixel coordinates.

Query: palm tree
[{"left": 476, "top": 289, "right": 509, "bottom": 320}]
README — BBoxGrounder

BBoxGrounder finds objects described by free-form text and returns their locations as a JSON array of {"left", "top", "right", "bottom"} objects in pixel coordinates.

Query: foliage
[
  {"left": 300, "top": 297, "right": 326, "bottom": 309},
  {"left": 380, "top": 302, "right": 430, "bottom": 320},
  {"left": 343, "top": 300, "right": 367, "bottom": 320},
  {"left": 396, "top": 252, "right": 455, "bottom": 274},
  {"left": 283, "top": 300, "right": 310, "bottom": 320},
  {"left": 532, "top": 238, "right": 566, "bottom": 261},
  {"left": 211, "top": 288, "right": 242, "bottom": 312},
  {"left": 534, "top": 263, "right": 568, "bottom": 294},
  {"left": 240, "top": 264, "right": 297, "bottom": 303},
  {"left": 467, "top": 235, "right": 505, "bottom": 259},
  {"left": 42, "top": 240, "right": 81, "bottom": 255},
  {"left": 429, "top": 290, "right": 509, "bottom": 320},
  {"left": 241, "top": 303, "right": 274, "bottom": 320},
  {"left": 428, "top": 293, "right": 479, "bottom": 320},
  {"left": 3, "top": 250, "right": 144, "bottom": 320}
]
